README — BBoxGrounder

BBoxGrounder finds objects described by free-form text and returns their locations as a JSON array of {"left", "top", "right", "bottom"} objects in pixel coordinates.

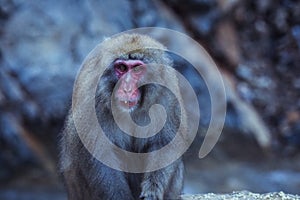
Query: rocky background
[{"left": 0, "top": 0, "right": 299, "bottom": 199}]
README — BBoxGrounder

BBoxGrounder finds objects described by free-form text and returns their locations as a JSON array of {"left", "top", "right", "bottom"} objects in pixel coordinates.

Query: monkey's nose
[
  {"left": 123, "top": 85, "right": 132, "bottom": 93},
  {"left": 123, "top": 89, "right": 132, "bottom": 93}
]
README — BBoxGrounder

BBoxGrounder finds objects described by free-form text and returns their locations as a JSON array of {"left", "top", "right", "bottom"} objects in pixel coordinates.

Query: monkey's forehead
[
  {"left": 102, "top": 34, "right": 166, "bottom": 54},
  {"left": 96, "top": 34, "right": 171, "bottom": 67}
]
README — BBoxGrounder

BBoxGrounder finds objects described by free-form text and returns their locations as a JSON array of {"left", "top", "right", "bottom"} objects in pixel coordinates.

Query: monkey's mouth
[{"left": 119, "top": 99, "right": 138, "bottom": 109}]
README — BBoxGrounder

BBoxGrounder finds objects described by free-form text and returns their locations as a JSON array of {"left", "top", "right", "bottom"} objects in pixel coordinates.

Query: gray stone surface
[{"left": 182, "top": 191, "right": 300, "bottom": 200}]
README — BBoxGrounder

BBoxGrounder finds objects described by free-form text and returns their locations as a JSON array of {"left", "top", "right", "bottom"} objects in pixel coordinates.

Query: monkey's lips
[{"left": 119, "top": 99, "right": 138, "bottom": 109}]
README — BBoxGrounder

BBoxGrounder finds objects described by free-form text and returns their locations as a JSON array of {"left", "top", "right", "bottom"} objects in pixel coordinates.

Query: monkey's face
[{"left": 113, "top": 59, "right": 146, "bottom": 111}]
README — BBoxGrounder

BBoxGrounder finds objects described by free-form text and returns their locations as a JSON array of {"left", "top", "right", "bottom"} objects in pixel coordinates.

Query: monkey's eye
[
  {"left": 132, "top": 65, "right": 144, "bottom": 73},
  {"left": 115, "top": 64, "right": 128, "bottom": 73}
]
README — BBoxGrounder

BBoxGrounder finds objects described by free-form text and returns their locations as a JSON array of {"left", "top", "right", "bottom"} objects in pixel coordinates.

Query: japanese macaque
[{"left": 60, "top": 34, "right": 187, "bottom": 200}]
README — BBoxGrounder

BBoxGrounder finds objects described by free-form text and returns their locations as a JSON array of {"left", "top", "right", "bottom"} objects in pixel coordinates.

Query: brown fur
[{"left": 60, "top": 34, "right": 185, "bottom": 200}]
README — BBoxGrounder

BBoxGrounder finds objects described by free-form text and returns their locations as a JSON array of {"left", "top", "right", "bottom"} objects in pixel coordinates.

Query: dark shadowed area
[{"left": 0, "top": 0, "right": 299, "bottom": 199}]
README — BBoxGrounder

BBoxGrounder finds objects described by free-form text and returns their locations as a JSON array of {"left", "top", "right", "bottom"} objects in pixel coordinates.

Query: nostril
[
  {"left": 123, "top": 86, "right": 132, "bottom": 93},
  {"left": 123, "top": 89, "right": 131, "bottom": 93}
]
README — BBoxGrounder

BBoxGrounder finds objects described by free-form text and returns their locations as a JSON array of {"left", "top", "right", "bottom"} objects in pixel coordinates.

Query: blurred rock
[{"left": 216, "top": 21, "right": 240, "bottom": 66}]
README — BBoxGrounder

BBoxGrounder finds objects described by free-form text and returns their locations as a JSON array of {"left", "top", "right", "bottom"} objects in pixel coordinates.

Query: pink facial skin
[{"left": 114, "top": 59, "right": 146, "bottom": 109}]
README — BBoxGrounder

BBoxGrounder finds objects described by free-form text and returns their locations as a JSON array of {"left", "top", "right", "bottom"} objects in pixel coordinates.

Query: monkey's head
[{"left": 96, "top": 34, "right": 173, "bottom": 112}]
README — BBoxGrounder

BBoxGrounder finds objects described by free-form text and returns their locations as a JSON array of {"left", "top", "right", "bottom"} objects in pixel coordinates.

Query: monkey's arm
[{"left": 140, "top": 159, "right": 183, "bottom": 200}]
